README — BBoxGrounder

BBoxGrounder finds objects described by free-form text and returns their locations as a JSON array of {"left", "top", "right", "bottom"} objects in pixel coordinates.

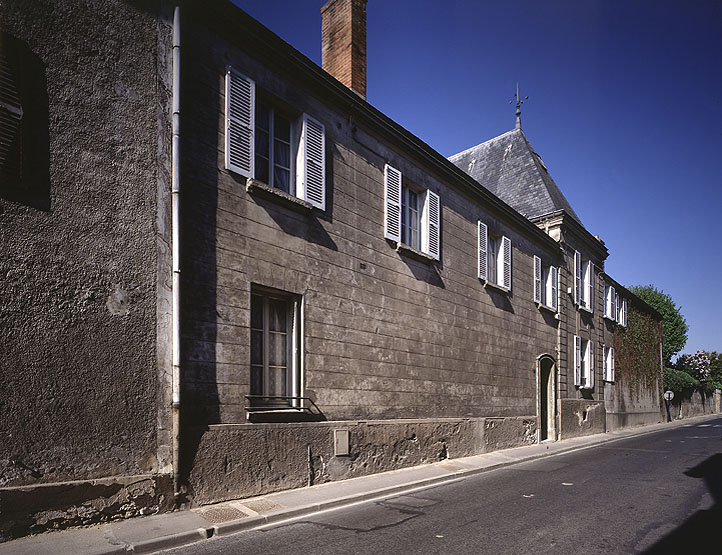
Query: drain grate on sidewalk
[
  {"left": 196, "top": 505, "right": 249, "bottom": 524},
  {"left": 244, "top": 499, "right": 283, "bottom": 513}
]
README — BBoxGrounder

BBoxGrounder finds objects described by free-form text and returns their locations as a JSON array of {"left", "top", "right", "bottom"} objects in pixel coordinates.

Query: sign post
[{"left": 664, "top": 390, "right": 674, "bottom": 422}]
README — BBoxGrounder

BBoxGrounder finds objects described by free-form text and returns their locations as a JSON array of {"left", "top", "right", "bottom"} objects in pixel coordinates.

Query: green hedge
[{"left": 663, "top": 367, "right": 699, "bottom": 395}]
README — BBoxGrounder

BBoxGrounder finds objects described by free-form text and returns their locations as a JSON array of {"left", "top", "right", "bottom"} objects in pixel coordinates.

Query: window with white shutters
[
  {"left": 548, "top": 266, "right": 558, "bottom": 311},
  {"left": 575, "top": 335, "right": 594, "bottom": 388},
  {"left": 501, "top": 236, "right": 512, "bottom": 291},
  {"left": 422, "top": 190, "right": 440, "bottom": 260},
  {"left": 603, "top": 345, "right": 615, "bottom": 382},
  {"left": 534, "top": 256, "right": 558, "bottom": 312},
  {"left": 620, "top": 298, "right": 628, "bottom": 327},
  {"left": 480, "top": 224, "right": 511, "bottom": 292},
  {"left": 574, "top": 251, "right": 593, "bottom": 312},
  {"left": 384, "top": 164, "right": 402, "bottom": 242},
  {"left": 574, "top": 250, "right": 582, "bottom": 306},
  {"left": 298, "top": 114, "right": 325, "bottom": 210},
  {"left": 605, "top": 284, "right": 616, "bottom": 320},
  {"left": 225, "top": 67, "right": 255, "bottom": 178},
  {"left": 385, "top": 164, "right": 440, "bottom": 261},
  {"left": 225, "top": 66, "right": 326, "bottom": 209},
  {"left": 574, "top": 335, "right": 582, "bottom": 386},
  {"left": 477, "top": 221, "right": 488, "bottom": 281}
]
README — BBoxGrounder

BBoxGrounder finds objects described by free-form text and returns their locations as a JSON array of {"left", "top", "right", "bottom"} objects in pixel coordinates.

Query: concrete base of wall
[
  {"left": 559, "top": 399, "right": 605, "bottom": 439},
  {"left": 605, "top": 410, "right": 662, "bottom": 432},
  {"left": 184, "top": 416, "right": 537, "bottom": 506},
  {"left": 0, "top": 474, "right": 173, "bottom": 542},
  {"left": 670, "top": 389, "right": 721, "bottom": 420}
]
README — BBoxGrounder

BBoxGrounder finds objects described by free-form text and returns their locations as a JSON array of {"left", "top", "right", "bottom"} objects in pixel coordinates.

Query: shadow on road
[{"left": 642, "top": 452, "right": 722, "bottom": 553}]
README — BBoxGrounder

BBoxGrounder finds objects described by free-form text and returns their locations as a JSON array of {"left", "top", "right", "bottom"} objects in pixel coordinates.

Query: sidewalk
[{"left": 1, "top": 414, "right": 719, "bottom": 555}]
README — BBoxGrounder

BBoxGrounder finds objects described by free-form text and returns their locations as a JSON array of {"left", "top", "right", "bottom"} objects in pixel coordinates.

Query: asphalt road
[{"left": 164, "top": 417, "right": 722, "bottom": 554}]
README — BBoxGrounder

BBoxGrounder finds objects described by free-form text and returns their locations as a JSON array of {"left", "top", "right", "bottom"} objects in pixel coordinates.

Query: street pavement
[{"left": 1, "top": 414, "right": 720, "bottom": 554}]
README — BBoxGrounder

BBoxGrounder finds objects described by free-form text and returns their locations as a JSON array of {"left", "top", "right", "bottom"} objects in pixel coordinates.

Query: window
[
  {"left": 225, "top": 67, "right": 326, "bottom": 210},
  {"left": 604, "top": 282, "right": 616, "bottom": 320},
  {"left": 254, "top": 102, "right": 293, "bottom": 194},
  {"left": 574, "top": 336, "right": 594, "bottom": 389},
  {"left": 604, "top": 280, "right": 627, "bottom": 326},
  {"left": 614, "top": 294, "right": 628, "bottom": 326},
  {"left": 534, "top": 255, "right": 558, "bottom": 311},
  {"left": 250, "top": 288, "right": 301, "bottom": 407},
  {"left": 384, "top": 164, "right": 440, "bottom": 260},
  {"left": 603, "top": 344, "right": 615, "bottom": 382},
  {"left": 401, "top": 185, "right": 421, "bottom": 250},
  {"left": 574, "top": 250, "right": 593, "bottom": 312},
  {"left": 478, "top": 221, "right": 511, "bottom": 291},
  {"left": 0, "top": 44, "right": 23, "bottom": 186}
]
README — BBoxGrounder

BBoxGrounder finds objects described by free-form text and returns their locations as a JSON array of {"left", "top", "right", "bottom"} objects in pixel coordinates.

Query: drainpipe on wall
[{"left": 171, "top": 4, "right": 182, "bottom": 502}]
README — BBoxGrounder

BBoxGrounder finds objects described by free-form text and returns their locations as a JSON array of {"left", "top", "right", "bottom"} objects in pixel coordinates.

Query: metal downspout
[{"left": 171, "top": 4, "right": 182, "bottom": 502}]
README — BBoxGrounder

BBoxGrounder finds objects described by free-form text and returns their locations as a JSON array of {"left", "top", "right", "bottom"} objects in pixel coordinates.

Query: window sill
[
  {"left": 484, "top": 280, "right": 510, "bottom": 294},
  {"left": 395, "top": 242, "right": 436, "bottom": 264},
  {"left": 246, "top": 178, "right": 314, "bottom": 212},
  {"left": 578, "top": 305, "right": 593, "bottom": 314},
  {"left": 603, "top": 315, "right": 617, "bottom": 323},
  {"left": 537, "top": 303, "right": 558, "bottom": 315}
]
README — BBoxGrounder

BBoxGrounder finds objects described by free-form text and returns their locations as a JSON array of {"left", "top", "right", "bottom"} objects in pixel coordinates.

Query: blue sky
[{"left": 233, "top": 0, "right": 722, "bottom": 356}]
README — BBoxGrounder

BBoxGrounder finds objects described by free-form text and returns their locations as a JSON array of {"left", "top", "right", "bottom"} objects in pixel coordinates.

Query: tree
[{"left": 628, "top": 284, "right": 688, "bottom": 365}]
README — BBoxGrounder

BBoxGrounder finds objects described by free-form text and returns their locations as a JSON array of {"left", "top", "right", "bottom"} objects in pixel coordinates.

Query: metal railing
[{"left": 244, "top": 395, "right": 323, "bottom": 415}]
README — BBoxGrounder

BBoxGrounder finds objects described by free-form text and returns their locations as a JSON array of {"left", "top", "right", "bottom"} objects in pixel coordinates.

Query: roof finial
[{"left": 509, "top": 82, "right": 528, "bottom": 130}]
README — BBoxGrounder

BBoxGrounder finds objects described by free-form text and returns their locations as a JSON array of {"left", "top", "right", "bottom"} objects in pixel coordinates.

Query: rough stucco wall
[
  {"left": 0, "top": 0, "right": 162, "bottom": 490},
  {"left": 186, "top": 419, "right": 496, "bottom": 506},
  {"left": 559, "top": 399, "right": 605, "bottom": 439}
]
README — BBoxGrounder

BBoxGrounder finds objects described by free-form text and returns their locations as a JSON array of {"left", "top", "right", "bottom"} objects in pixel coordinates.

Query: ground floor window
[{"left": 250, "top": 287, "right": 301, "bottom": 407}]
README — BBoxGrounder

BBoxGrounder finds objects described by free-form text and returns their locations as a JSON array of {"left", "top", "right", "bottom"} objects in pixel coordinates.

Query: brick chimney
[{"left": 321, "top": 0, "right": 367, "bottom": 99}]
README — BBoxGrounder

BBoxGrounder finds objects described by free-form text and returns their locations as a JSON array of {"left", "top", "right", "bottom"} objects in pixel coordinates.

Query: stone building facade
[{"left": 0, "top": 0, "right": 663, "bottom": 539}]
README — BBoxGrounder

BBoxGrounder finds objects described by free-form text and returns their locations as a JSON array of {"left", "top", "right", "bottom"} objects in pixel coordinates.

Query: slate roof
[{"left": 448, "top": 128, "right": 583, "bottom": 226}]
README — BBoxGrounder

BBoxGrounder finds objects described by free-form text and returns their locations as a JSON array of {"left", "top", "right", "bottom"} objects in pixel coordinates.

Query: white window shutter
[
  {"left": 615, "top": 292, "right": 621, "bottom": 322},
  {"left": 574, "top": 251, "right": 581, "bottom": 305},
  {"left": 622, "top": 298, "right": 628, "bottom": 326},
  {"left": 610, "top": 286, "right": 616, "bottom": 320},
  {"left": 549, "top": 266, "right": 558, "bottom": 311},
  {"left": 422, "top": 190, "right": 440, "bottom": 260},
  {"left": 533, "top": 256, "right": 542, "bottom": 304},
  {"left": 383, "top": 164, "right": 402, "bottom": 242},
  {"left": 574, "top": 336, "right": 582, "bottom": 386},
  {"left": 588, "top": 341, "right": 594, "bottom": 388},
  {"left": 225, "top": 67, "right": 255, "bottom": 177},
  {"left": 610, "top": 346, "right": 615, "bottom": 381},
  {"left": 587, "top": 262, "right": 594, "bottom": 311},
  {"left": 477, "top": 221, "right": 488, "bottom": 281},
  {"left": 502, "top": 236, "right": 512, "bottom": 291},
  {"left": 298, "top": 114, "right": 326, "bottom": 209},
  {"left": 603, "top": 344, "right": 608, "bottom": 381}
]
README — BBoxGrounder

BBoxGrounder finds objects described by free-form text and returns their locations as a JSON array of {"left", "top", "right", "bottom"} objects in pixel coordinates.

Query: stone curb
[{"left": 129, "top": 527, "right": 210, "bottom": 554}]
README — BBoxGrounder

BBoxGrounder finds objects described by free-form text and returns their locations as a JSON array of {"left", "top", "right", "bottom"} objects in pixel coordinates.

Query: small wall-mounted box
[{"left": 334, "top": 429, "right": 350, "bottom": 456}]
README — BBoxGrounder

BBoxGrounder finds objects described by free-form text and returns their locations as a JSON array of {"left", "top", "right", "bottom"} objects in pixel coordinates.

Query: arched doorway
[{"left": 537, "top": 355, "right": 556, "bottom": 441}]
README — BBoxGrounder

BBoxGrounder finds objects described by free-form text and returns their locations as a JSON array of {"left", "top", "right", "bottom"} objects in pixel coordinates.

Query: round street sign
[{"left": 664, "top": 390, "right": 674, "bottom": 401}]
